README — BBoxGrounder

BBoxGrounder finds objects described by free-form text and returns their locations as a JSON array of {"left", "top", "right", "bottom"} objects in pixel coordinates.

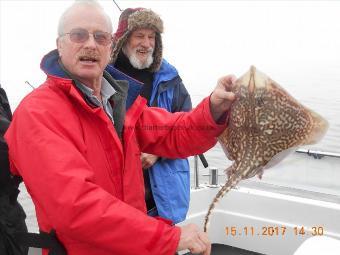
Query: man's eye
[
  {"left": 95, "top": 34, "right": 106, "bottom": 41},
  {"left": 71, "top": 32, "right": 86, "bottom": 40}
]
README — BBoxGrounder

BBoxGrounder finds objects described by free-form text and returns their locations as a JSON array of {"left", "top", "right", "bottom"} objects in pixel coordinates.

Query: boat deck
[
  {"left": 178, "top": 185, "right": 340, "bottom": 255},
  {"left": 184, "top": 243, "right": 264, "bottom": 255}
]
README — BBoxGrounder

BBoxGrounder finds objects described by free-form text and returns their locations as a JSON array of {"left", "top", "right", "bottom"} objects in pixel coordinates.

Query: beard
[{"left": 123, "top": 45, "right": 154, "bottom": 70}]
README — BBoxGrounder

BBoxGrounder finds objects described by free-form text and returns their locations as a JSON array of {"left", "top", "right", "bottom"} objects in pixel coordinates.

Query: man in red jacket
[{"left": 5, "top": 1, "right": 235, "bottom": 255}]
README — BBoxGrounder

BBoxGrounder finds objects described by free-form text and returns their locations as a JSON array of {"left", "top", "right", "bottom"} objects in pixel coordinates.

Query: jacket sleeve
[
  {"left": 0, "top": 88, "right": 12, "bottom": 189},
  {"left": 171, "top": 77, "right": 192, "bottom": 113},
  {"left": 136, "top": 97, "right": 227, "bottom": 158},
  {"left": 5, "top": 100, "right": 180, "bottom": 255}
]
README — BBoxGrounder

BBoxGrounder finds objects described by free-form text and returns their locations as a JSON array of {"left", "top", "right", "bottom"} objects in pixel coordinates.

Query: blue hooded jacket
[{"left": 107, "top": 59, "right": 192, "bottom": 223}]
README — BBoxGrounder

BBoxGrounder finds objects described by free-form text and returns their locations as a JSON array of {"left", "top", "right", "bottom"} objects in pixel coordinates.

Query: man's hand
[
  {"left": 177, "top": 224, "right": 211, "bottom": 255},
  {"left": 141, "top": 153, "right": 159, "bottom": 169},
  {"left": 210, "top": 75, "right": 237, "bottom": 122}
]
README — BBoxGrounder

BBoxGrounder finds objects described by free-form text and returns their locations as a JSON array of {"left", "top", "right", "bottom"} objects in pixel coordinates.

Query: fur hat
[{"left": 111, "top": 8, "right": 164, "bottom": 72}]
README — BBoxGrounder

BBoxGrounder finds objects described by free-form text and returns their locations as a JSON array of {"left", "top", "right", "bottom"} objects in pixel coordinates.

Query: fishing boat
[
  {"left": 178, "top": 149, "right": 340, "bottom": 255},
  {"left": 2, "top": 1, "right": 338, "bottom": 254}
]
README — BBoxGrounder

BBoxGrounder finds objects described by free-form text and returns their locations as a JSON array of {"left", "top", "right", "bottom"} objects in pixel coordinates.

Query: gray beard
[{"left": 123, "top": 46, "right": 154, "bottom": 70}]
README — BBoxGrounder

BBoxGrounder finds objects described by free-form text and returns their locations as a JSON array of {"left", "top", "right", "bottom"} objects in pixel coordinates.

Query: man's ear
[{"left": 56, "top": 38, "right": 62, "bottom": 57}]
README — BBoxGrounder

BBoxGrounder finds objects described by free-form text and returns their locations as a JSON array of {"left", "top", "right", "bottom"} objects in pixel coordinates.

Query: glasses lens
[
  {"left": 69, "top": 28, "right": 89, "bottom": 43},
  {"left": 93, "top": 31, "right": 112, "bottom": 45}
]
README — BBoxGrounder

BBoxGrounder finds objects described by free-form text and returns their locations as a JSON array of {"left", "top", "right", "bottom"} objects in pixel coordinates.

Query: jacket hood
[{"left": 40, "top": 49, "right": 70, "bottom": 79}]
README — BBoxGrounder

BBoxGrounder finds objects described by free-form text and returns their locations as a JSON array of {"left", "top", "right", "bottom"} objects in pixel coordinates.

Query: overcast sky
[{"left": 1, "top": 1, "right": 340, "bottom": 109}]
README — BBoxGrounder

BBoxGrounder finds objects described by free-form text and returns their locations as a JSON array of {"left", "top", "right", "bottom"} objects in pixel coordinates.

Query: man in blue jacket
[{"left": 108, "top": 8, "right": 192, "bottom": 223}]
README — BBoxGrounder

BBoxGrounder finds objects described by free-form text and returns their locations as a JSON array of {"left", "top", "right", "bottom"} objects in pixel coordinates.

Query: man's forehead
[{"left": 63, "top": 6, "right": 110, "bottom": 32}]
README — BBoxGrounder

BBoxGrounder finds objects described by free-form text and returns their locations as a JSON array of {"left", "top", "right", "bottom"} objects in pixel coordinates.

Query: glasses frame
[{"left": 61, "top": 28, "right": 113, "bottom": 46}]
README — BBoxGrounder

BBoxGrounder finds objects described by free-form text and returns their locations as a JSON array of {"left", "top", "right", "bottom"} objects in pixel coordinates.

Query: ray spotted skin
[{"left": 203, "top": 66, "right": 328, "bottom": 233}]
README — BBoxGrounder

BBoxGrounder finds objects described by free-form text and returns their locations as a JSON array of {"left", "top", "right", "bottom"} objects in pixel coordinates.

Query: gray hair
[{"left": 57, "top": 0, "right": 113, "bottom": 36}]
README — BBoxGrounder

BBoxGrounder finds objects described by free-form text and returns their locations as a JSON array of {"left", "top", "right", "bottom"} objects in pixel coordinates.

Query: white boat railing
[
  {"left": 193, "top": 149, "right": 340, "bottom": 188},
  {"left": 193, "top": 155, "right": 200, "bottom": 189},
  {"left": 295, "top": 148, "right": 340, "bottom": 159}
]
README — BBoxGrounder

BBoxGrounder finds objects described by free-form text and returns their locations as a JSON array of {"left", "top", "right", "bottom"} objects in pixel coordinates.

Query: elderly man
[
  {"left": 108, "top": 8, "right": 192, "bottom": 224},
  {"left": 5, "top": 1, "right": 236, "bottom": 255}
]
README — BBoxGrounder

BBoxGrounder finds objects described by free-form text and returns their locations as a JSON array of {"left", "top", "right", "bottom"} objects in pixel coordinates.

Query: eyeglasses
[{"left": 61, "top": 28, "right": 112, "bottom": 46}]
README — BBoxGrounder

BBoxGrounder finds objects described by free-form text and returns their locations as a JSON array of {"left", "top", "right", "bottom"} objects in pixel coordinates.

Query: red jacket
[{"left": 5, "top": 74, "right": 226, "bottom": 254}]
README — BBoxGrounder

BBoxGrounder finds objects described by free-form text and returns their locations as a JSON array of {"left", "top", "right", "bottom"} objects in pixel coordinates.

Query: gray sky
[{"left": 1, "top": 1, "right": 340, "bottom": 109}]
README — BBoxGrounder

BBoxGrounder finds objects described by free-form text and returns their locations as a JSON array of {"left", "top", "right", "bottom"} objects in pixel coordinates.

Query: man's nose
[
  {"left": 140, "top": 38, "right": 153, "bottom": 48},
  {"left": 83, "top": 34, "right": 97, "bottom": 48}
]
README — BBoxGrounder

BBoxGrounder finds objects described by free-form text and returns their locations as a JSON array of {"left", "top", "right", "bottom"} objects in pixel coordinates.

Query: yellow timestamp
[{"left": 225, "top": 226, "right": 324, "bottom": 237}]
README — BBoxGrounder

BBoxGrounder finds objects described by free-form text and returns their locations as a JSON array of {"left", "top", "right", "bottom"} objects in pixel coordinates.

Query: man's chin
[
  {"left": 78, "top": 66, "right": 101, "bottom": 75},
  {"left": 133, "top": 59, "right": 152, "bottom": 69},
  {"left": 137, "top": 56, "right": 150, "bottom": 64}
]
